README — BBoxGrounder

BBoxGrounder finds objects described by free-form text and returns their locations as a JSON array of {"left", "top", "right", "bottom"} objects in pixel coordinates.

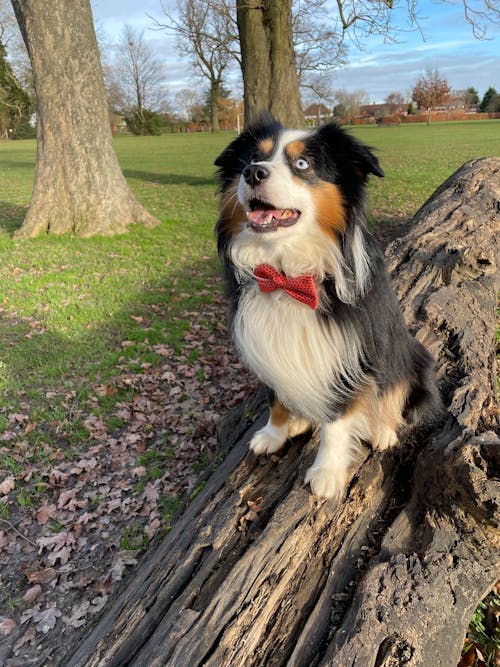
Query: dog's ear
[
  {"left": 214, "top": 133, "right": 249, "bottom": 190},
  {"left": 214, "top": 132, "right": 247, "bottom": 169},
  {"left": 315, "top": 123, "right": 384, "bottom": 180},
  {"left": 350, "top": 139, "right": 384, "bottom": 179}
]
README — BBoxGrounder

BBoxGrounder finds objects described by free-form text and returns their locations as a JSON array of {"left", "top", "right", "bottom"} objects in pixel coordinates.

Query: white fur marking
[
  {"left": 350, "top": 223, "right": 371, "bottom": 298},
  {"left": 233, "top": 287, "right": 365, "bottom": 423},
  {"left": 305, "top": 412, "right": 369, "bottom": 500}
]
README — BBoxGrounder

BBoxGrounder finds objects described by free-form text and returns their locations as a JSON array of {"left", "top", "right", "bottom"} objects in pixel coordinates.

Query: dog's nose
[{"left": 242, "top": 163, "right": 270, "bottom": 187}]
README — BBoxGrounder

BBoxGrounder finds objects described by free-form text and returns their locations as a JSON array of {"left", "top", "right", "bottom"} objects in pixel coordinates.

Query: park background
[{"left": 0, "top": 0, "right": 499, "bottom": 664}]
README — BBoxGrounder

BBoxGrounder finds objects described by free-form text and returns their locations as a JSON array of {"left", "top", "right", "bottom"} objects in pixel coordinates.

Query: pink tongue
[{"left": 248, "top": 209, "right": 285, "bottom": 225}]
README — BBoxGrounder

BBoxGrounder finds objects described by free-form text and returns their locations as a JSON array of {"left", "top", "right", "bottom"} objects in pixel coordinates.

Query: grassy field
[{"left": 0, "top": 120, "right": 498, "bottom": 420}]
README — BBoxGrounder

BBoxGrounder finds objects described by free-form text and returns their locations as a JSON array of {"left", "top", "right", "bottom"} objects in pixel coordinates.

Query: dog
[{"left": 214, "top": 113, "right": 441, "bottom": 500}]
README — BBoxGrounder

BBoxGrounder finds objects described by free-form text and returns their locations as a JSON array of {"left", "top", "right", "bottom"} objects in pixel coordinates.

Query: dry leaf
[
  {"left": 23, "top": 584, "right": 43, "bottom": 604},
  {"left": 13, "top": 626, "right": 36, "bottom": 651},
  {"left": 26, "top": 567, "right": 57, "bottom": 585},
  {"left": 0, "top": 617, "right": 16, "bottom": 635},
  {"left": 90, "top": 594, "right": 108, "bottom": 614},
  {"left": 57, "top": 488, "right": 77, "bottom": 510},
  {"left": 35, "top": 503, "right": 57, "bottom": 525},
  {"left": 110, "top": 551, "right": 139, "bottom": 582},
  {"left": 0, "top": 477, "right": 15, "bottom": 495},
  {"left": 238, "top": 497, "right": 264, "bottom": 532},
  {"left": 33, "top": 605, "right": 62, "bottom": 633},
  {"left": 145, "top": 517, "right": 161, "bottom": 541},
  {"left": 62, "top": 600, "right": 90, "bottom": 628}
]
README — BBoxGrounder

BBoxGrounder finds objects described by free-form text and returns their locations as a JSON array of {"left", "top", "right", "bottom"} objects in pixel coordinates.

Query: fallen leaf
[
  {"left": 13, "top": 626, "right": 36, "bottom": 651},
  {"left": 47, "top": 545, "right": 72, "bottom": 566},
  {"left": 57, "top": 488, "right": 77, "bottom": 510},
  {"left": 26, "top": 567, "right": 57, "bottom": 585},
  {"left": 90, "top": 594, "right": 108, "bottom": 614},
  {"left": 110, "top": 551, "right": 139, "bottom": 582},
  {"left": 23, "top": 584, "right": 43, "bottom": 604},
  {"left": 143, "top": 483, "right": 159, "bottom": 504},
  {"left": 0, "top": 477, "right": 15, "bottom": 495},
  {"left": 33, "top": 605, "right": 62, "bottom": 633},
  {"left": 145, "top": 518, "right": 161, "bottom": 541},
  {"left": 35, "top": 503, "right": 57, "bottom": 525},
  {"left": 0, "top": 617, "right": 16, "bottom": 635},
  {"left": 62, "top": 600, "right": 90, "bottom": 628},
  {"left": 24, "top": 422, "right": 36, "bottom": 435},
  {"left": 238, "top": 497, "right": 264, "bottom": 532}
]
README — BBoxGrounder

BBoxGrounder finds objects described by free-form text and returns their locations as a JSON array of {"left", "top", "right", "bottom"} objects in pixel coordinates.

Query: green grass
[
  {"left": 0, "top": 133, "right": 227, "bottom": 412},
  {"left": 350, "top": 120, "right": 500, "bottom": 222},
  {"left": 0, "top": 121, "right": 498, "bottom": 418}
]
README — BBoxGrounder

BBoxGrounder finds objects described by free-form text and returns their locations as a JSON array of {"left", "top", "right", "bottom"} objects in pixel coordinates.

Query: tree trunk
[
  {"left": 236, "top": 0, "right": 305, "bottom": 128},
  {"left": 11, "top": 0, "right": 159, "bottom": 237},
  {"left": 211, "top": 81, "right": 220, "bottom": 133},
  {"left": 64, "top": 158, "right": 499, "bottom": 667}
]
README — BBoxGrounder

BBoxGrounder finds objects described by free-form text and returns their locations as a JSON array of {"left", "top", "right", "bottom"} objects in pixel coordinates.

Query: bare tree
[
  {"left": 110, "top": 25, "right": 167, "bottom": 131},
  {"left": 385, "top": 91, "right": 406, "bottom": 115},
  {"left": 159, "top": 0, "right": 500, "bottom": 129},
  {"left": 174, "top": 87, "right": 203, "bottom": 121},
  {"left": 301, "top": 72, "right": 335, "bottom": 116},
  {"left": 0, "top": 40, "right": 30, "bottom": 138},
  {"left": 332, "top": 88, "right": 369, "bottom": 122},
  {"left": 412, "top": 66, "right": 451, "bottom": 124},
  {"left": 10, "top": 0, "right": 158, "bottom": 237},
  {"left": 461, "top": 0, "right": 500, "bottom": 37},
  {"left": 0, "top": 0, "right": 31, "bottom": 92},
  {"left": 292, "top": 0, "right": 347, "bottom": 86},
  {"left": 154, "top": 0, "right": 236, "bottom": 132},
  {"left": 157, "top": 0, "right": 352, "bottom": 128}
]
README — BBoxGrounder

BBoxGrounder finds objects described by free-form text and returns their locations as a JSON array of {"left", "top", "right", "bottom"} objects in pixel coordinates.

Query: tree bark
[
  {"left": 210, "top": 80, "right": 220, "bottom": 133},
  {"left": 11, "top": 0, "right": 159, "bottom": 237},
  {"left": 64, "top": 158, "right": 499, "bottom": 667},
  {"left": 236, "top": 0, "right": 305, "bottom": 128}
]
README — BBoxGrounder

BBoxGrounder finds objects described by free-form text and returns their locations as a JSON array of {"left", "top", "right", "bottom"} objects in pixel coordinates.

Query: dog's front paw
[
  {"left": 304, "top": 465, "right": 346, "bottom": 500},
  {"left": 250, "top": 426, "right": 287, "bottom": 456}
]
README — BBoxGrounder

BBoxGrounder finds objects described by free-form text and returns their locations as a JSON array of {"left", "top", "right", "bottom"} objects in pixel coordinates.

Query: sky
[{"left": 90, "top": 0, "right": 500, "bottom": 106}]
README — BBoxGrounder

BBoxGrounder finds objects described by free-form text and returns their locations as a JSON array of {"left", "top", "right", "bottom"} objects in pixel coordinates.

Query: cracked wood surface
[{"left": 66, "top": 158, "right": 500, "bottom": 667}]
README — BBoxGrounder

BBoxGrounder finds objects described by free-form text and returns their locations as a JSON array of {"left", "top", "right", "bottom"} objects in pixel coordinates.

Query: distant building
[{"left": 304, "top": 103, "right": 332, "bottom": 126}]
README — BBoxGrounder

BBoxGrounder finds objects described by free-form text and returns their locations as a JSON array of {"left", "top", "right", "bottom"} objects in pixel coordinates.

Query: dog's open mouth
[{"left": 246, "top": 199, "right": 301, "bottom": 233}]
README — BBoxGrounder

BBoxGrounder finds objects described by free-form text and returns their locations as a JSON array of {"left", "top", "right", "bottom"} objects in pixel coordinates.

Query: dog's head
[{"left": 215, "top": 113, "right": 383, "bottom": 252}]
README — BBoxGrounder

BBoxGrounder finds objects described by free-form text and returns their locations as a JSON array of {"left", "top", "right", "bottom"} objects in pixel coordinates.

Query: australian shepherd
[{"left": 215, "top": 113, "right": 441, "bottom": 500}]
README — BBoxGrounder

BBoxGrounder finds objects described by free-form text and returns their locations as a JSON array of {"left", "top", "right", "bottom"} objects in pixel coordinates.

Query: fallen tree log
[{"left": 66, "top": 157, "right": 500, "bottom": 667}]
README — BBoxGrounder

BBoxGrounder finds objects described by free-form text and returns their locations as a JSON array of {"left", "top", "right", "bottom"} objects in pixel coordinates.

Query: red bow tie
[{"left": 254, "top": 264, "right": 318, "bottom": 310}]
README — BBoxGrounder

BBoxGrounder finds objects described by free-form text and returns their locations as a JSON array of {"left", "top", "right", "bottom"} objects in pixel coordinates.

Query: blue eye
[{"left": 295, "top": 158, "right": 310, "bottom": 171}]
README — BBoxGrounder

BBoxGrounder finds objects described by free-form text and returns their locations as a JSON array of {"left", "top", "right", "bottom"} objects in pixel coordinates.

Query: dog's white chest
[{"left": 233, "top": 285, "right": 362, "bottom": 421}]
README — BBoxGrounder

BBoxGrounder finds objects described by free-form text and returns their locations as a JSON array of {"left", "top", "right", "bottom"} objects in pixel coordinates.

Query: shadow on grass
[
  {"left": 0, "top": 203, "right": 26, "bottom": 235},
  {"left": 122, "top": 170, "right": 215, "bottom": 187},
  {"left": 0, "top": 253, "right": 223, "bottom": 424}
]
